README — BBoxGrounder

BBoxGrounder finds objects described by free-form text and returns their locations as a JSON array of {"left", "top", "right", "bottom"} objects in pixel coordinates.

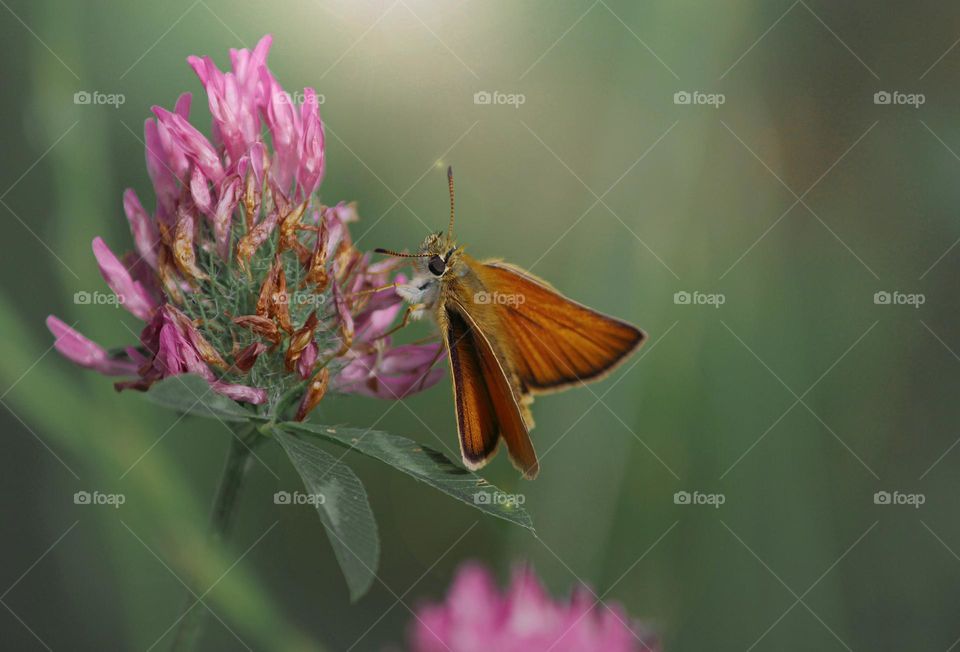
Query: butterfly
[{"left": 375, "top": 168, "right": 645, "bottom": 479}]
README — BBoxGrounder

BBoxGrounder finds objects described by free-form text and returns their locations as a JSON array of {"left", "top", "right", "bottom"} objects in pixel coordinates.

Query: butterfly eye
[{"left": 428, "top": 255, "right": 446, "bottom": 276}]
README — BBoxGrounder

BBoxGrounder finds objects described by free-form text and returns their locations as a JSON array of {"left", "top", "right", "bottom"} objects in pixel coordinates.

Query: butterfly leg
[{"left": 373, "top": 303, "right": 425, "bottom": 341}]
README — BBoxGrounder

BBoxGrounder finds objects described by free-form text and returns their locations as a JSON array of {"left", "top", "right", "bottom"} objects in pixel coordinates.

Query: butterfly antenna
[
  {"left": 374, "top": 248, "right": 431, "bottom": 258},
  {"left": 446, "top": 165, "right": 455, "bottom": 242}
]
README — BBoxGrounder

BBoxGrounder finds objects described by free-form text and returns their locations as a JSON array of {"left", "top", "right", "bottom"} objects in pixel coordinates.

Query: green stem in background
[{"left": 171, "top": 425, "right": 258, "bottom": 652}]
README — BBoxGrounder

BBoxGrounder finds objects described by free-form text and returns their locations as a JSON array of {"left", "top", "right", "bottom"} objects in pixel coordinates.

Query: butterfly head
[{"left": 417, "top": 232, "right": 462, "bottom": 278}]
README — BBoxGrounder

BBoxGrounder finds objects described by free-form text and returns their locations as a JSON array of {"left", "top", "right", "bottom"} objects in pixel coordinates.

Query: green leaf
[
  {"left": 272, "top": 427, "right": 380, "bottom": 601},
  {"left": 143, "top": 374, "right": 260, "bottom": 422},
  {"left": 279, "top": 421, "right": 535, "bottom": 531}
]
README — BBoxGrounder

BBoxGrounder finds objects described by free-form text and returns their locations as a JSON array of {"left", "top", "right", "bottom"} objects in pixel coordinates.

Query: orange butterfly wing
[
  {"left": 443, "top": 302, "right": 539, "bottom": 479},
  {"left": 477, "top": 261, "right": 646, "bottom": 394}
]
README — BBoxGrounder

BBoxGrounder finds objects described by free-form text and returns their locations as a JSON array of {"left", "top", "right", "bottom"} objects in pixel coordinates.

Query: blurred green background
[{"left": 2, "top": 1, "right": 960, "bottom": 650}]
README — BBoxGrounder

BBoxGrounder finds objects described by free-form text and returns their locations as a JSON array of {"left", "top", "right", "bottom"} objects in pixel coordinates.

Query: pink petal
[
  {"left": 155, "top": 308, "right": 213, "bottom": 380},
  {"left": 354, "top": 302, "right": 402, "bottom": 343},
  {"left": 187, "top": 55, "right": 218, "bottom": 90},
  {"left": 229, "top": 34, "right": 272, "bottom": 96},
  {"left": 217, "top": 74, "right": 259, "bottom": 160},
  {"left": 212, "top": 177, "right": 240, "bottom": 259},
  {"left": 379, "top": 343, "right": 445, "bottom": 375},
  {"left": 260, "top": 69, "right": 300, "bottom": 192},
  {"left": 124, "top": 346, "right": 148, "bottom": 366},
  {"left": 329, "top": 201, "right": 358, "bottom": 224},
  {"left": 191, "top": 36, "right": 270, "bottom": 163},
  {"left": 152, "top": 107, "right": 225, "bottom": 184},
  {"left": 153, "top": 113, "right": 191, "bottom": 183},
  {"left": 154, "top": 321, "right": 187, "bottom": 376},
  {"left": 445, "top": 562, "right": 503, "bottom": 629},
  {"left": 144, "top": 118, "right": 179, "bottom": 211},
  {"left": 502, "top": 568, "right": 566, "bottom": 648},
  {"left": 297, "top": 341, "right": 318, "bottom": 379},
  {"left": 295, "top": 88, "right": 324, "bottom": 199},
  {"left": 91, "top": 237, "right": 158, "bottom": 320},
  {"left": 411, "top": 607, "right": 454, "bottom": 652},
  {"left": 366, "top": 258, "right": 403, "bottom": 278},
  {"left": 232, "top": 152, "right": 249, "bottom": 180},
  {"left": 379, "top": 366, "right": 445, "bottom": 398},
  {"left": 189, "top": 166, "right": 212, "bottom": 216},
  {"left": 331, "top": 276, "right": 354, "bottom": 342},
  {"left": 173, "top": 92, "right": 192, "bottom": 119},
  {"left": 46, "top": 315, "right": 138, "bottom": 376},
  {"left": 121, "top": 252, "right": 162, "bottom": 304},
  {"left": 138, "top": 307, "right": 164, "bottom": 354},
  {"left": 250, "top": 141, "right": 266, "bottom": 187},
  {"left": 332, "top": 344, "right": 444, "bottom": 399},
  {"left": 410, "top": 562, "right": 656, "bottom": 652},
  {"left": 122, "top": 189, "right": 159, "bottom": 269},
  {"left": 324, "top": 212, "right": 347, "bottom": 259},
  {"left": 210, "top": 381, "right": 267, "bottom": 404}
]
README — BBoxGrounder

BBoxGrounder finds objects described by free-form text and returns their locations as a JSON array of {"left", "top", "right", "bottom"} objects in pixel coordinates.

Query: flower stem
[{"left": 170, "top": 425, "right": 258, "bottom": 652}]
